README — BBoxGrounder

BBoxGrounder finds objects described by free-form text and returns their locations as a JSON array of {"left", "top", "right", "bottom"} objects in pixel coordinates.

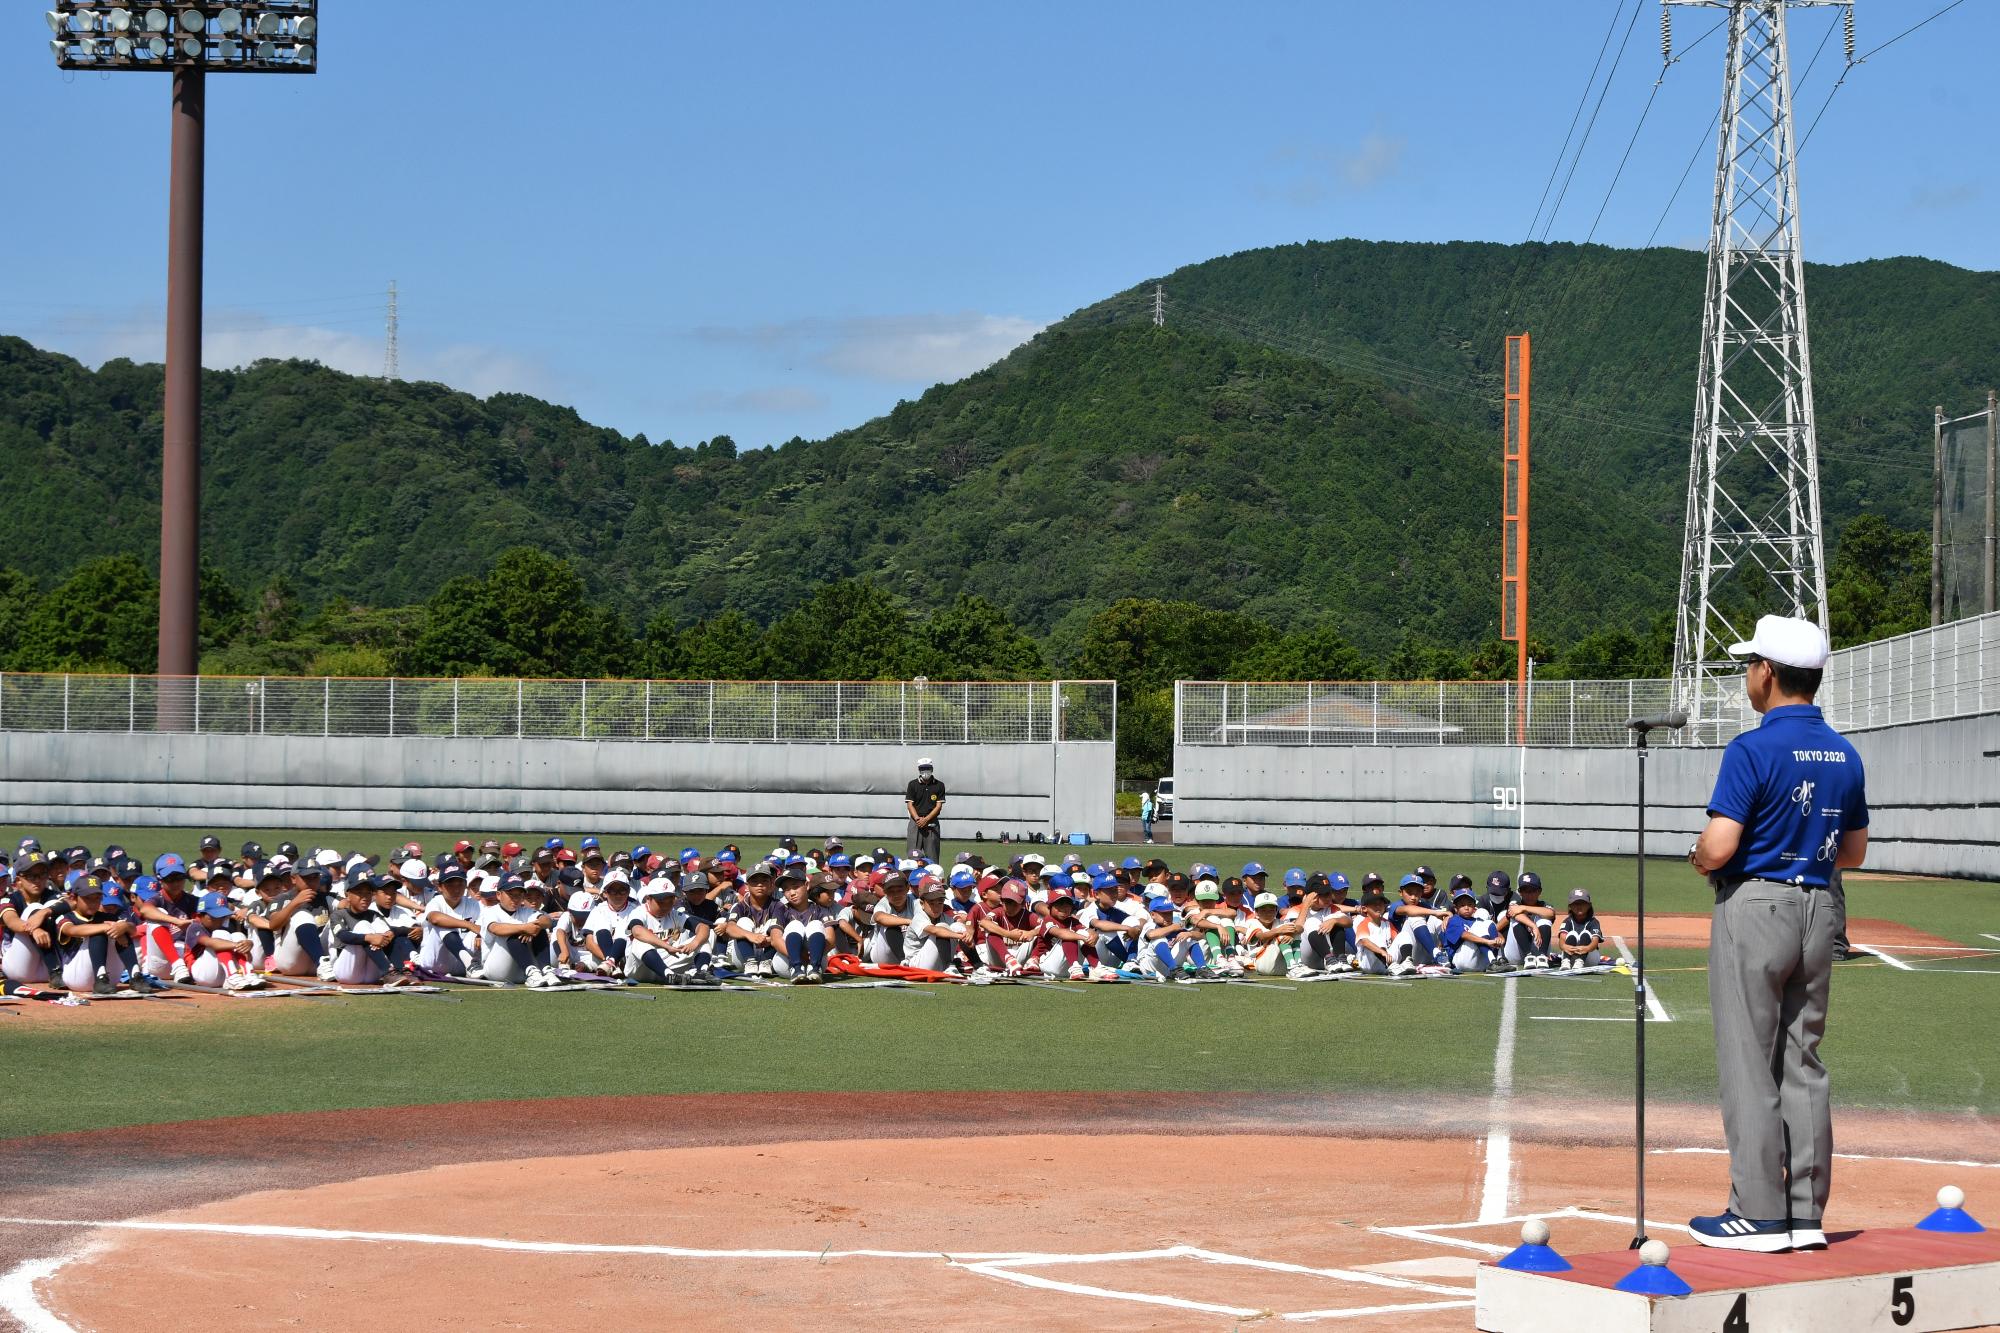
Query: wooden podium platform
[{"left": 1477, "top": 1228, "right": 2000, "bottom": 1333}]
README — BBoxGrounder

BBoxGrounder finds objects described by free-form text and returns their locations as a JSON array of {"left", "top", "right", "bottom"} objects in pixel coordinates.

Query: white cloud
[
  {"left": 697, "top": 311, "right": 1045, "bottom": 384},
  {"left": 1261, "top": 131, "right": 1408, "bottom": 206}
]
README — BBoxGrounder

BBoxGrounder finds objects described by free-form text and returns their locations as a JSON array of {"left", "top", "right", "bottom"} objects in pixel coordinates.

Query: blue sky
[{"left": 3, "top": 0, "right": 1992, "bottom": 447}]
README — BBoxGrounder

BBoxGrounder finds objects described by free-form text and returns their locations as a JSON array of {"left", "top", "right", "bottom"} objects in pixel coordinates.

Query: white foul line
[
  {"left": 0, "top": 1220, "right": 1472, "bottom": 1327},
  {"left": 1613, "top": 937, "right": 1672, "bottom": 1021},
  {"left": 1478, "top": 976, "right": 1519, "bottom": 1223},
  {"left": 1859, "top": 944, "right": 1916, "bottom": 972}
]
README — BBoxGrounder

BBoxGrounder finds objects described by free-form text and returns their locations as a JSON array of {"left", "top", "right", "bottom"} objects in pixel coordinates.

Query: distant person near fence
[
  {"left": 904, "top": 757, "right": 945, "bottom": 863},
  {"left": 1140, "top": 789, "right": 1156, "bottom": 843}
]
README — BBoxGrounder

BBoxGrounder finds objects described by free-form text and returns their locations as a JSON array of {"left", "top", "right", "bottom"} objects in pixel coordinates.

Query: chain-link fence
[
  {"left": 0, "top": 676, "right": 1117, "bottom": 744},
  {"left": 1178, "top": 616, "right": 2000, "bottom": 748},
  {"left": 1175, "top": 678, "right": 1686, "bottom": 747},
  {"left": 1819, "top": 610, "right": 1998, "bottom": 732}
]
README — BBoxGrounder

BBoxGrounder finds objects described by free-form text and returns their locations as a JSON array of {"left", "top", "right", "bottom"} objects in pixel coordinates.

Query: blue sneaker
[{"left": 1690, "top": 1210, "right": 1793, "bottom": 1252}]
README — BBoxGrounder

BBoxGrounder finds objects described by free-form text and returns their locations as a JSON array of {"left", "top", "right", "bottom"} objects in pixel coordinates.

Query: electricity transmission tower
[
  {"left": 1666, "top": 0, "right": 1845, "bottom": 737},
  {"left": 1152, "top": 284, "right": 1165, "bottom": 328}
]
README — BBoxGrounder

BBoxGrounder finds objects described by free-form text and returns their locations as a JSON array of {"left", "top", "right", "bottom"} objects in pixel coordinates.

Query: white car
[{"left": 1154, "top": 777, "right": 1174, "bottom": 822}]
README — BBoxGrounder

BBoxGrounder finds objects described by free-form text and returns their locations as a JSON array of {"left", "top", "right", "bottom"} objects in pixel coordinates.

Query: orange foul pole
[{"left": 1502, "top": 334, "right": 1531, "bottom": 745}]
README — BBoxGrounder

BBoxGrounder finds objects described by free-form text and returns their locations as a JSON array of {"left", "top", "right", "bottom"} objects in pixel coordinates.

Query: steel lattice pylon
[{"left": 1668, "top": 0, "right": 1840, "bottom": 740}]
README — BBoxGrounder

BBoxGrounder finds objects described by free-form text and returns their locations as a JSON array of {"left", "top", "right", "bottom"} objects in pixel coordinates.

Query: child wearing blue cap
[{"left": 186, "top": 892, "right": 264, "bottom": 990}]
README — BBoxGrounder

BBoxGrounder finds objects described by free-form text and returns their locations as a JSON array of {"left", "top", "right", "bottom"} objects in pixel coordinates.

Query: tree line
[{"left": 0, "top": 513, "right": 1929, "bottom": 776}]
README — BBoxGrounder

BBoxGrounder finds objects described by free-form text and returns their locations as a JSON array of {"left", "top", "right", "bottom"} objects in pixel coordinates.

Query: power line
[
  {"left": 1526, "top": 1, "right": 1629, "bottom": 241},
  {"left": 1539, "top": 0, "right": 1648, "bottom": 244},
  {"left": 1853, "top": 0, "right": 1968, "bottom": 63}
]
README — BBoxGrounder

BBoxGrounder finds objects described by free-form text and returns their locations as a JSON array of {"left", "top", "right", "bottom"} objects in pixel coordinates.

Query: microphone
[{"left": 1627, "top": 710, "right": 1689, "bottom": 733}]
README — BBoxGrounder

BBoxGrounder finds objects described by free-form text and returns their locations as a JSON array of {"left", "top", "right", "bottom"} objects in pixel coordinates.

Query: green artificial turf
[{"left": 5, "top": 824, "right": 1995, "bottom": 1140}]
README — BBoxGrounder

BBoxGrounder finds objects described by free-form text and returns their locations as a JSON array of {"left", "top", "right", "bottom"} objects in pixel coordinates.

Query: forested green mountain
[{"left": 2, "top": 238, "right": 1990, "bottom": 666}]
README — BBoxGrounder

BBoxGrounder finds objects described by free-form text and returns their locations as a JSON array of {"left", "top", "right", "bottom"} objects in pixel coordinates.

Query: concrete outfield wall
[
  {"left": 1175, "top": 711, "right": 2000, "bottom": 880},
  {"left": 0, "top": 733, "right": 1117, "bottom": 843}
]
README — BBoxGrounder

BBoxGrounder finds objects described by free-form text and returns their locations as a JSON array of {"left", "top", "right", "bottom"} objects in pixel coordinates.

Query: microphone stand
[{"left": 1624, "top": 710, "right": 1685, "bottom": 1248}]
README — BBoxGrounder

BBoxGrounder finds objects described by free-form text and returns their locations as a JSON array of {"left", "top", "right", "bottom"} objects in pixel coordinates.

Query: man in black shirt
[{"left": 904, "top": 757, "right": 946, "bottom": 863}]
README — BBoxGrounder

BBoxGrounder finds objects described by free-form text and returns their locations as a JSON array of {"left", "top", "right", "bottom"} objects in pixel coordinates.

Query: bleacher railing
[
  {"left": 1178, "top": 612, "right": 2000, "bottom": 747},
  {"left": 0, "top": 676, "right": 1118, "bottom": 745}
]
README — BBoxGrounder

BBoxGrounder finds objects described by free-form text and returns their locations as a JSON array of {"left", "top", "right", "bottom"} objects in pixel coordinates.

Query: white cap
[
  {"left": 398, "top": 857, "right": 428, "bottom": 879},
  {"left": 471, "top": 871, "right": 499, "bottom": 894},
  {"left": 314, "top": 848, "right": 344, "bottom": 869},
  {"left": 1020, "top": 852, "right": 1045, "bottom": 868},
  {"left": 1727, "top": 614, "right": 1830, "bottom": 669},
  {"left": 567, "top": 890, "right": 594, "bottom": 914},
  {"left": 602, "top": 868, "right": 631, "bottom": 888},
  {"left": 917, "top": 756, "right": 934, "bottom": 769},
  {"left": 1253, "top": 891, "right": 1280, "bottom": 909}
]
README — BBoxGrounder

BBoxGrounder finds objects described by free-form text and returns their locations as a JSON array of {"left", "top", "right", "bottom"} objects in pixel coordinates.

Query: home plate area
[{"left": 16, "top": 1131, "right": 1997, "bottom": 1331}]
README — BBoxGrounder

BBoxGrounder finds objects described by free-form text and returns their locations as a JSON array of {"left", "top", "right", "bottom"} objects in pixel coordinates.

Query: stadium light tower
[
  {"left": 1666, "top": 0, "right": 1841, "bottom": 741},
  {"left": 44, "top": 2, "right": 317, "bottom": 720}
]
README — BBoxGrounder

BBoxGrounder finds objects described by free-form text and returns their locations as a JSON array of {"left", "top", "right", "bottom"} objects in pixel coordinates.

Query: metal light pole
[{"left": 46, "top": 2, "right": 318, "bottom": 725}]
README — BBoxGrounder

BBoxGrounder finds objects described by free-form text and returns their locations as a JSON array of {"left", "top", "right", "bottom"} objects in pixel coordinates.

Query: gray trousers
[
  {"left": 1709, "top": 879, "right": 1842, "bottom": 1222},
  {"left": 906, "top": 818, "right": 940, "bottom": 863}
]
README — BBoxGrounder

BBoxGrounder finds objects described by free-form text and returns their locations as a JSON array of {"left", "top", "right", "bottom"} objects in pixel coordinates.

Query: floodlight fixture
[{"left": 39, "top": 1, "right": 320, "bottom": 703}]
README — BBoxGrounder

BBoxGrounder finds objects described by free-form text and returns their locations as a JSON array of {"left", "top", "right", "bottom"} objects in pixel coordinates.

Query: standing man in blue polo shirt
[{"left": 1686, "top": 615, "right": 1868, "bottom": 1254}]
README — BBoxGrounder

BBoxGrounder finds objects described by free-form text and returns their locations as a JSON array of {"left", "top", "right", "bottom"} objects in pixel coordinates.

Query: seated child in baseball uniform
[
  {"left": 185, "top": 891, "right": 261, "bottom": 990},
  {"left": 1352, "top": 893, "right": 1396, "bottom": 976},
  {"left": 1501, "top": 872, "right": 1557, "bottom": 969},
  {"left": 417, "top": 869, "right": 485, "bottom": 978},
  {"left": 53, "top": 874, "right": 140, "bottom": 994},
  {"left": 1242, "top": 891, "right": 1303, "bottom": 976},
  {"left": 1555, "top": 888, "right": 1614, "bottom": 970},
  {"left": 1440, "top": 886, "right": 1503, "bottom": 973},
  {"left": 1389, "top": 875, "right": 1453, "bottom": 974},
  {"left": 477, "top": 875, "right": 560, "bottom": 988},
  {"left": 1139, "top": 894, "right": 1200, "bottom": 979},
  {"left": 0, "top": 855, "right": 60, "bottom": 985},
  {"left": 1032, "top": 888, "right": 1093, "bottom": 979},
  {"left": 623, "top": 876, "right": 713, "bottom": 982}
]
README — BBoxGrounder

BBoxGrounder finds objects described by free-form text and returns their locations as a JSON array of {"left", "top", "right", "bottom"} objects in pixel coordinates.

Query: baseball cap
[
  {"left": 1398, "top": 873, "right": 1425, "bottom": 889},
  {"left": 1452, "top": 886, "right": 1477, "bottom": 902},
  {"left": 1164, "top": 872, "right": 1192, "bottom": 894},
  {"left": 438, "top": 863, "right": 468, "bottom": 884},
  {"left": 1282, "top": 868, "right": 1307, "bottom": 888},
  {"left": 582, "top": 844, "right": 607, "bottom": 863},
  {"left": 1361, "top": 872, "right": 1385, "bottom": 889},
  {"left": 1328, "top": 872, "right": 1350, "bottom": 891},
  {"left": 1120, "top": 856, "right": 1142, "bottom": 871},
  {"left": 257, "top": 861, "right": 288, "bottom": 885},
  {"left": 679, "top": 871, "right": 707, "bottom": 894},
  {"left": 154, "top": 853, "right": 188, "bottom": 879},
  {"left": 1252, "top": 891, "right": 1280, "bottom": 909},
  {"left": 1090, "top": 873, "right": 1119, "bottom": 892},
  {"left": 1020, "top": 851, "right": 1045, "bottom": 868},
  {"left": 1414, "top": 865, "right": 1436, "bottom": 883},
  {"left": 1242, "top": 861, "right": 1266, "bottom": 877},
  {"left": 399, "top": 858, "right": 428, "bottom": 879},
  {"left": 199, "top": 891, "right": 233, "bottom": 917},
  {"left": 1449, "top": 873, "right": 1473, "bottom": 891},
  {"left": 101, "top": 887, "right": 127, "bottom": 911},
  {"left": 1487, "top": 871, "right": 1512, "bottom": 892},
  {"left": 917, "top": 756, "right": 934, "bottom": 769},
  {"left": 1568, "top": 888, "right": 1593, "bottom": 904},
  {"left": 496, "top": 874, "right": 526, "bottom": 894},
  {"left": 778, "top": 863, "right": 808, "bottom": 882},
  {"left": 746, "top": 860, "right": 776, "bottom": 880},
  {"left": 1046, "top": 870, "right": 1073, "bottom": 890},
  {"left": 631, "top": 845, "right": 652, "bottom": 862},
  {"left": 1728, "top": 614, "right": 1830, "bottom": 669},
  {"left": 714, "top": 849, "right": 738, "bottom": 865},
  {"left": 602, "top": 868, "right": 632, "bottom": 889},
  {"left": 1060, "top": 853, "right": 1082, "bottom": 868},
  {"left": 829, "top": 853, "right": 851, "bottom": 869},
  {"left": 949, "top": 867, "right": 977, "bottom": 889},
  {"left": 1145, "top": 895, "right": 1173, "bottom": 913},
  {"left": 130, "top": 874, "right": 160, "bottom": 901},
  {"left": 240, "top": 841, "right": 263, "bottom": 860},
  {"left": 452, "top": 840, "right": 473, "bottom": 854},
  {"left": 501, "top": 841, "right": 523, "bottom": 857},
  {"left": 199, "top": 834, "right": 221, "bottom": 852},
  {"left": 566, "top": 890, "right": 594, "bottom": 913},
  {"left": 579, "top": 835, "right": 600, "bottom": 850},
  {"left": 642, "top": 877, "right": 677, "bottom": 899},
  {"left": 555, "top": 849, "right": 577, "bottom": 864},
  {"left": 1519, "top": 871, "right": 1543, "bottom": 894},
  {"left": 999, "top": 882, "right": 1026, "bottom": 904},
  {"left": 1194, "top": 884, "right": 1220, "bottom": 903}
]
